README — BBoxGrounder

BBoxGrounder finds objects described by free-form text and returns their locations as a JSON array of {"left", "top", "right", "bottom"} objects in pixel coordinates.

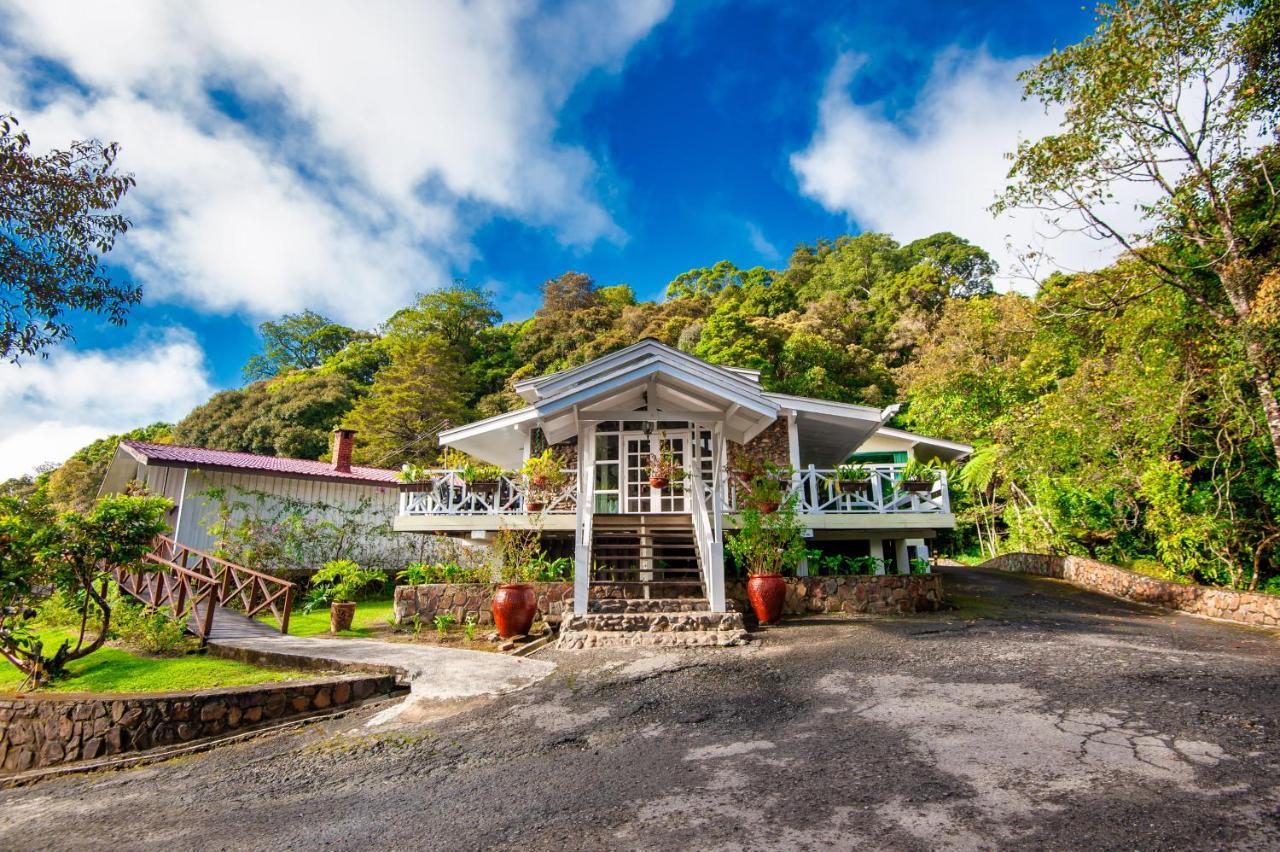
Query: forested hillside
[{"left": 8, "top": 204, "right": 1280, "bottom": 595}]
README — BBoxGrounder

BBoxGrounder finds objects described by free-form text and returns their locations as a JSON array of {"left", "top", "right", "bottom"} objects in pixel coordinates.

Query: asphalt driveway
[{"left": 2, "top": 565, "right": 1277, "bottom": 850}]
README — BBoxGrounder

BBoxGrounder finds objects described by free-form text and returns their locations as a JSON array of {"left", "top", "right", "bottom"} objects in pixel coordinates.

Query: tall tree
[
  {"left": 0, "top": 114, "right": 138, "bottom": 362},
  {"left": 995, "top": 0, "right": 1280, "bottom": 461},
  {"left": 243, "top": 310, "right": 368, "bottom": 380},
  {"left": 344, "top": 335, "right": 473, "bottom": 467}
]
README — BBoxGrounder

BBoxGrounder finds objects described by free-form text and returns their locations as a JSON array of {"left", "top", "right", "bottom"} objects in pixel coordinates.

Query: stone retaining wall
[
  {"left": 726, "top": 574, "right": 945, "bottom": 616},
  {"left": 984, "top": 553, "right": 1280, "bottom": 629},
  {"left": 0, "top": 673, "right": 398, "bottom": 775},
  {"left": 394, "top": 582, "right": 579, "bottom": 626}
]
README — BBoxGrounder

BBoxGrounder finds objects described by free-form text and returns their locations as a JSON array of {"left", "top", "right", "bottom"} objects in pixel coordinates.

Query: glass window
[
  {"left": 594, "top": 463, "right": 618, "bottom": 490},
  {"left": 595, "top": 434, "right": 618, "bottom": 461}
]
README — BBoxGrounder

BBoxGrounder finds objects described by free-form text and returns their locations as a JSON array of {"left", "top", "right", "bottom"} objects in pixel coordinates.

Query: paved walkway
[{"left": 205, "top": 608, "right": 556, "bottom": 707}]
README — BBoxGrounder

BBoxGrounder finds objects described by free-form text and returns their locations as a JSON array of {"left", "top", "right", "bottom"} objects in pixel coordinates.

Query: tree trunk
[{"left": 1244, "top": 335, "right": 1280, "bottom": 468}]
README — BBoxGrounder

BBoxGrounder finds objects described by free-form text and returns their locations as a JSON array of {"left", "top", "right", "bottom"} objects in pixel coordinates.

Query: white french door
[{"left": 622, "top": 432, "right": 690, "bottom": 514}]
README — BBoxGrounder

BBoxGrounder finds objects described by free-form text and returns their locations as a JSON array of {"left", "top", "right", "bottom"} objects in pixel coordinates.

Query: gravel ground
[{"left": 2, "top": 565, "right": 1278, "bottom": 851}]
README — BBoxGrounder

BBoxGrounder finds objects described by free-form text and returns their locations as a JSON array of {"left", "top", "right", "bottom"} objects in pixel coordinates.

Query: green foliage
[
  {"left": 492, "top": 528, "right": 542, "bottom": 584},
  {"left": 0, "top": 113, "right": 139, "bottom": 362},
  {"left": 0, "top": 493, "right": 170, "bottom": 687},
  {"left": 463, "top": 614, "right": 478, "bottom": 642},
  {"left": 520, "top": 449, "right": 569, "bottom": 504},
  {"left": 433, "top": 612, "right": 455, "bottom": 638},
  {"left": 308, "top": 560, "right": 385, "bottom": 605},
  {"left": 396, "top": 561, "right": 487, "bottom": 585},
  {"left": 243, "top": 310, "right": 370, "bottom": 381},
  {"left": 173, "top": 371, "right": 357, "bottom": 460},
  {"left": 528, "top": 553, "right": 572, "bottom": 582},
  {"left": 726, "top": 494, "right": 807, "bottom": 577},
  {"left": 111, "top": 603, "right": 188, "bottom": 655}
]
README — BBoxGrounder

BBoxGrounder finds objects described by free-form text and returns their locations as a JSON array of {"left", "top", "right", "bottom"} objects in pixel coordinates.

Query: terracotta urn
[
  {"left": 330, "top": 601, "right": 357, "bottom": 633},
  {"left": 493, "top": 583, "right": 537, "bottom": 638},
  {"left": 746, "top": 574, "right": 786, "bottom": 624}
]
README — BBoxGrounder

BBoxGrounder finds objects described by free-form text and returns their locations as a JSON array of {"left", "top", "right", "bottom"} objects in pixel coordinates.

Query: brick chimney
[{"left": 331, "top": 428, "right": 355, "bottom": 473}]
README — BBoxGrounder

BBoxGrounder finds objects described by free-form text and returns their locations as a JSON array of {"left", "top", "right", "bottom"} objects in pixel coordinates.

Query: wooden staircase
[{"left": 590, "top": 514, "right": 705, "bottom": 600}]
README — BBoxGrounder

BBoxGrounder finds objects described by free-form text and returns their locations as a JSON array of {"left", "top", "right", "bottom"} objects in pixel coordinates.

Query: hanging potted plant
[
  {"left": 491, "top": 527, "right": 541, "bottom": 638},
  {"left": 726, "top": 493, "right": 806, "bottom": 625},
  {"left": 832, "top": 463, "right": 871, "bottom": 495},
  {"left": 646, "top": 446, "right": 683, "bottom": 489},
  {"left": 306, "top": 559, "right": 386, "bottom": 634},
  {"left": 520, "top": 448, "right": 567, "bottom": 512},
  {"left": 897, "top": 459, "right": 941, "bottom": 493}
]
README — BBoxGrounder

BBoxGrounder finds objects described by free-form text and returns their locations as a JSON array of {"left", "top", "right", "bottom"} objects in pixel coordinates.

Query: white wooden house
[
  {"left": 99, "top": 430, "right": 400, "bottom": 556},
  {"left": 394, "top": 340, "right": 971, "bottom": 615}
]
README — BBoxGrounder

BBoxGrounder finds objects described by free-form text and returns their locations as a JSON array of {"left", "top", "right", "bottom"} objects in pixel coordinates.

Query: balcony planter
[
  {"left": 471, "top": 480, "right": 500, "bottom": 496},
  {"left": 398, "top": 482, "right": 434, "bottom": 493},
  {"left": 837, "top": 479, "right": 871, "bottom": 496},
  {"left": 525, "top": 500, "right": 546, "bottom": 512},
  {"left": 493, "top": 583, "right": 537, "bottom": 638},
  {"left": 901, "top": 479, "right": 933, "bottom": 493},
  {"left": 746, "top": 574, "right": 786, "bottom": 624},
  {"left": 649, "top": 476, "right": 670, "bottom": 489}
]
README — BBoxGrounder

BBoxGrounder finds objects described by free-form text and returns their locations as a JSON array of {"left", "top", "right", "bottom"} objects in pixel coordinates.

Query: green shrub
[{"left": 113, "top": 604, "right": 188, "bottom": 655}]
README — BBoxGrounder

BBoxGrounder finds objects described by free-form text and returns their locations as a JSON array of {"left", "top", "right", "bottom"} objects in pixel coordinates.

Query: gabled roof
[{"left": 118, "top": 441, "right": 400, "bottom": 485}]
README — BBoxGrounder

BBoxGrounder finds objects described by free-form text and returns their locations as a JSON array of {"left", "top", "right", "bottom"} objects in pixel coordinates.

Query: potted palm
[
  {"left": 726, "top": 492, "right": 806, "bottom": 625},
  {"left": 491, "top": 527, "right": 541, "bottom": 638},
  {"left": 307, "top": 559, "right": 386, "bottom": 633},
  {"left": 520, "top": 448, "right": 567, "bottom": 512},
  {"left": 832, "top": 463, "right": 871, "bottom": 495},
  {"left": 646, "top": 446, "right": 683, "bottom": 489},
  {"left": 898, "top": 459, "right": 941, "bottom": 493}
]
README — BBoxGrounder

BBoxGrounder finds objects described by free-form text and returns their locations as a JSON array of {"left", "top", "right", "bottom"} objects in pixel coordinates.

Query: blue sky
[{"left": 0, "top": 0, "right": 1099, "bottom": 476}]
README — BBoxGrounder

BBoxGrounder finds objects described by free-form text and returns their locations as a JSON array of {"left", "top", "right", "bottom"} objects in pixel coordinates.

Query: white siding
[{"left": 175, "top": 468, "right": 398, "bottom": 556}]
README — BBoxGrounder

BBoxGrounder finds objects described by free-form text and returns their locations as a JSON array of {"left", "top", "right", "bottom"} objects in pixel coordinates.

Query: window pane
[
  {"left": 596, "top": 434, "right": 618, "bottom": 461},
  {"left": 595, "top": 463, "right": 618, "bottom": 490},
  {"left": 595, "top": 493, "right": 619, "bottom": 513}
]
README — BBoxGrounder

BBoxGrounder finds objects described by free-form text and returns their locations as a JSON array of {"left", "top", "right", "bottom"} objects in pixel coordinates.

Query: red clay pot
[
  {"left": 746, "top": 574, "right": 786, "bottom": 624},
  {"left": 649, "top": 476, "right": 670, "bottom": 489},
  {"left": 493, "top": 583, "right": 537, "bottom": 638},
  {"left": 526, "top": 500, "right": 545, "bottom": 512},
  {"left": 330, "top": 601, "right": 357, "bottom": 633}
]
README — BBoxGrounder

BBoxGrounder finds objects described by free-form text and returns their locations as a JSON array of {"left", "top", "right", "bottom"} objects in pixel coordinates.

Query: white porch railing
[
  {"left": 397, "top": 470, "right": 578, "bottom": 516},
  {"left": 397, "top": 464, "right": 950, "bottom": 517},
  {"left": 726, "top": 464, "right": 951, "bottom": 515}
]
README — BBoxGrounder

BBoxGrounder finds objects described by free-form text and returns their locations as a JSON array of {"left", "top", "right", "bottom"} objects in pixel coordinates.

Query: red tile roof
[{"left": 120, "top": 440, "right": 401, "bottom": 485}]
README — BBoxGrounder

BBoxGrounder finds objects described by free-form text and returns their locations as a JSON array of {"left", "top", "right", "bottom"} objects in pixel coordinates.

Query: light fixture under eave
[{"left": 643, "top": 420, "right": 654, "bottom": 437}]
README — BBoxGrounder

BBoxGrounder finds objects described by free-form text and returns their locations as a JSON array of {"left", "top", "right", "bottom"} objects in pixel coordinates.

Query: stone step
[
  {"left": 557, "top": 609, "right": 749, "bottom": 649},
  {"left": 560, "top": 606, "right": 747, "bottom": 647},
  {"left": 588, "top": 598, "right": 725, "bottom": 613}
]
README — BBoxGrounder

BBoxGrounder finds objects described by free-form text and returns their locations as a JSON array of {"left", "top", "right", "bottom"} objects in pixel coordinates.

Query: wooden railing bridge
[{"left": 112, "top": 535, "right": 295, "bottom": 642}]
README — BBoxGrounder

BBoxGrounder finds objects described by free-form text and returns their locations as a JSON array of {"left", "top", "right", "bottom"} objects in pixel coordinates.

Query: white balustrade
[{"left": 398, "top": 463, "right": 951, "bottom": 517}]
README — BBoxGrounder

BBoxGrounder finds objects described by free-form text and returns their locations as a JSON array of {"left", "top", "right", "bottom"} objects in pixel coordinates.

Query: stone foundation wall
[
  {"left": 984, "top": 553, "right": 1280, "bottom": 629},
  {"left": 726, "top": 574, "right": 944, "bottom": 616},
  {"left": 394, "top": 582, "right": 581, "bottom": 626},
  {"left": 0, "top": 673, "right": 398, "bottom": 775}
]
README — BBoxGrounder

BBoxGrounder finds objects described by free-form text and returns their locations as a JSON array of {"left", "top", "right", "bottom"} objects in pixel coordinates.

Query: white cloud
[
  {"left": 745, "top": 221, "right": 781, "bottom": 262},
  {"left": 0, "top": 0, "right": 671, "bottom": 324},
  {"left": 790, "top": 49, "right": 1149, "bottom": 288},
  {"left": 0, "top": 330, "right": 215, "bottom": 479}
]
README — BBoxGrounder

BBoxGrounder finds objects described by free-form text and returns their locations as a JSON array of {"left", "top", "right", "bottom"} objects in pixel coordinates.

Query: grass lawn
[
  {"left": 0, "top": 628, "right": 310, "bottom": 695},
  {"left": 264, "top": 597, "right": 397, "bottom": 638}
]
